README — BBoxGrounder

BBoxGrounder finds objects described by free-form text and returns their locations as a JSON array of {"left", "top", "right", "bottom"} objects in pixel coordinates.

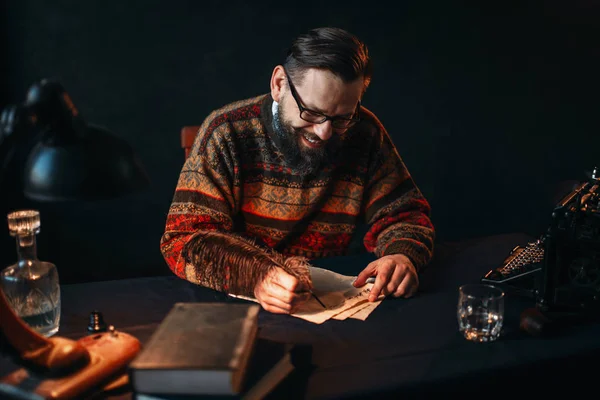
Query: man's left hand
[{"left": 353, "top": 254, "right": 418, "bottom": 301}]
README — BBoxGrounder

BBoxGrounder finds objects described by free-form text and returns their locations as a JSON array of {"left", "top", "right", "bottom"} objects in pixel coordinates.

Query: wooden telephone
[{"left": 0, "top": 287, "right": 141, "bottom": 399}]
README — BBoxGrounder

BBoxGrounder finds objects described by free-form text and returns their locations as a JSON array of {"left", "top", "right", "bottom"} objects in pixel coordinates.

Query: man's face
[{"left": 272, "top": 68, "right": 363, "bottom": 177}]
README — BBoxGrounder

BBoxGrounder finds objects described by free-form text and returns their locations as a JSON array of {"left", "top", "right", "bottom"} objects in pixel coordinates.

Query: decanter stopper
[{"left": 7, "top": 210, "right": 41, "bottom": 237}]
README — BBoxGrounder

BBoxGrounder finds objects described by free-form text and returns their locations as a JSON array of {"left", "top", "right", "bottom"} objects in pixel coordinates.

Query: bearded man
[{"left": 160, "top": 27, "right": 435, "bottom": 314}]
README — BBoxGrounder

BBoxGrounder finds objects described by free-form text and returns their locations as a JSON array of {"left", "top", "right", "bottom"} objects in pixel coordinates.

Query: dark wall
[{"left": 1, "top": 0, "right": 598, "bottom": 283}]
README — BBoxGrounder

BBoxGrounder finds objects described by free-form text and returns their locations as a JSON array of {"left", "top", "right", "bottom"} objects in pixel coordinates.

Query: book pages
[{"left": 229, "top": 267, "right": 384, "bottom": 324}]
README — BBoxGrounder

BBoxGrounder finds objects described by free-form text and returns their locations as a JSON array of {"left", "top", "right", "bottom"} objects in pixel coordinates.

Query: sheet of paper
[
  {"left": 229, "top": 267, "right": 384, "bottom": 324},
  {"left": 346, "top": 298, "right": 383, "bottom": 320},
  {"left": 331, "top": 300, "right": 372, "bottom": 320}
]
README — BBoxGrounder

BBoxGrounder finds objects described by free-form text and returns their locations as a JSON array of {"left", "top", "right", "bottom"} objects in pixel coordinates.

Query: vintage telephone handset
[{"left": 0, "top": 287, "right": 141, "bottom": 399}]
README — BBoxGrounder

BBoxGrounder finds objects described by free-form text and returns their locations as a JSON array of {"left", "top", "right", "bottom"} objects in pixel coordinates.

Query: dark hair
[{"left": 284, "top": 27, "right": 372, "bottom": 94}]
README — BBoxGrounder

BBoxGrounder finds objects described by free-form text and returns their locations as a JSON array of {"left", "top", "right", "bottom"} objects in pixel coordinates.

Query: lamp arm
[
  {"left": 0, "top": 105, "right": 37, "bottom": 193},
  {"left": 0, "top": 105, "right": 25, "bottom": 165}
]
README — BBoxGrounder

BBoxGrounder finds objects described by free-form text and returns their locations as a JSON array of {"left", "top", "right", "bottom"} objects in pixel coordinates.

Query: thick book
[
  {"left": 132, "top": 337, "right": 296, "bottom": 400},
  {"left": 128, "top": 302, "right": 261, "bottom": 396}
]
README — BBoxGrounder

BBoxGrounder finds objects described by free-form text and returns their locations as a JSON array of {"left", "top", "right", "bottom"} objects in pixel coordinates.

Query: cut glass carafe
[{"left": 0, "top": 210, "right": 60, "bottom": 337}]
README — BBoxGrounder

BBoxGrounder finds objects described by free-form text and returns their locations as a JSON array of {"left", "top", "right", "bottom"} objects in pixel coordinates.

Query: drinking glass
[{"left": 457, "top": 283, "right": 504, "bottom": 342}]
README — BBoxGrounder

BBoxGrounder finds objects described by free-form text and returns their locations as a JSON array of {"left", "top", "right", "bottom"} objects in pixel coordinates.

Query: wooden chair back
[{"left": 180, "top": 126, "right": 200, "bottom": 159}]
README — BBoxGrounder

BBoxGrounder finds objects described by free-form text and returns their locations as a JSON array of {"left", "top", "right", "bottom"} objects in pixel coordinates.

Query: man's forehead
[{"left": 295, "top": 69, "right": 363, "bottom": 112}]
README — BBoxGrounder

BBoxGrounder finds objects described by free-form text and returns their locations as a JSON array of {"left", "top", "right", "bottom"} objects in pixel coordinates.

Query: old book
[
  {"left": 128, "top": 302, "right": 260, "bottom": 396},
  {"left": 132, "top": 337, "right": 296, "bottom": 400}
]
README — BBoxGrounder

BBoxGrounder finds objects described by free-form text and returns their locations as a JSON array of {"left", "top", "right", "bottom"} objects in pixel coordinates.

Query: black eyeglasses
[{"left": 284, "top": 69, "right": 361, "bottom": 130}]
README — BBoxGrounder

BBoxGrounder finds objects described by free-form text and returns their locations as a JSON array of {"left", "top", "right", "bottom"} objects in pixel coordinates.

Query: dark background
[{"left": 0, "top": 0, "right": 598, "bottom": 283}]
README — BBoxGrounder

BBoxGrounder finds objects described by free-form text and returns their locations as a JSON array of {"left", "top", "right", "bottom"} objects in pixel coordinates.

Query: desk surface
[{"left": 2, "top": 232, "right": 600, "bottom": 399}]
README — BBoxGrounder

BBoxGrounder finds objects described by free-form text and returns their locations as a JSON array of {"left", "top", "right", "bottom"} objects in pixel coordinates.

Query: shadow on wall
[{"left": 429, "top": 133, "right": 594, "bottom": 243}]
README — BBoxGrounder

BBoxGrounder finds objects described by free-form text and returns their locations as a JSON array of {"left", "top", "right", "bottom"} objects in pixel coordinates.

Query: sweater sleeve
[
  {"left": 159, "top": 113, "right": 310, "bottom": 296},
  {"left": 361, "top": 122, "right": 435, "bottom": 271}
]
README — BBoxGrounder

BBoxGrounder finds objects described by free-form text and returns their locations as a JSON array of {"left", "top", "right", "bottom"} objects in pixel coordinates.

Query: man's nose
[{"left": 313, "top": 121, "right": 333, "bottom": 141}]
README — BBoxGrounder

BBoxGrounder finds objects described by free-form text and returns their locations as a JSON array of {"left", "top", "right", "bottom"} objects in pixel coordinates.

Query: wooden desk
[{"left": 2, "top": 232, "right": 600, "bottom": 399}]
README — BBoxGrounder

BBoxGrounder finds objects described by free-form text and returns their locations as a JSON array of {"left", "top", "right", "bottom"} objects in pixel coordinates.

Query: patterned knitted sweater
[{"left": 160, "top": 94, "right": 435, "bottom": 296}]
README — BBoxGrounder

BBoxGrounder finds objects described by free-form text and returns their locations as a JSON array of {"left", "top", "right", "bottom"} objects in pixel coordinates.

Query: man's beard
[{"left": 272, "top": 102, "right": 339, "bottom": 177}]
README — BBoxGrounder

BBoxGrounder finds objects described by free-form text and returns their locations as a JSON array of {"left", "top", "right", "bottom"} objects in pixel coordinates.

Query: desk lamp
[
  {"left": 0, "top": 78, "right": 149, "bottom": 201},
  {"left": 0, "top": 79, "right": 147, "bottom": 399}
]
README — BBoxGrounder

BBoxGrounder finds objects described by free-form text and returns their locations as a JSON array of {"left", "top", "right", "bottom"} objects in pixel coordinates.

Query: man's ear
[{"left": 270, "top": 65, "right": 286, "bottom": 103}]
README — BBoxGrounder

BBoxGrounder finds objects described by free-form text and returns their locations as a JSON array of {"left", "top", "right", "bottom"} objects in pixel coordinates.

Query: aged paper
[
  {"left": 331, "top": 300, "right": 372, "bottom": 320},
  {"left": 343, "top": 298, "right": 383, "bottom": 320},
  {"left": 229, "top": 267, "right": 384, "bottom": 324}
]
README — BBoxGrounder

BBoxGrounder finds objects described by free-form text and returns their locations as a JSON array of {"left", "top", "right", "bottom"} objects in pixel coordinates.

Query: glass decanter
[{"left": 0, "top": 210, "right": 61, "bottom": 337}]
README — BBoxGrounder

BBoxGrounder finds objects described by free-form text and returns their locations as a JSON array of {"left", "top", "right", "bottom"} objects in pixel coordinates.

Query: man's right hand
[{"left": 253, "top": 267, "right": 312, "bottom": 314}]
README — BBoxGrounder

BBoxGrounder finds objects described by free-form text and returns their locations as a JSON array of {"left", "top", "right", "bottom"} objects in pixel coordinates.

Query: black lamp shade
[
  {"left": 23, "top": 123, "right": 150, "bottom": 201},
  {"left": 0, "top": 78, "right": 152, "bottom": 202}
]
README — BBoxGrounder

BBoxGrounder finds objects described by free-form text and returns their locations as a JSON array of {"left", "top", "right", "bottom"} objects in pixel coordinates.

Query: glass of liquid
[{"left": 457, "top": 283, "right": 504, "bottom": 342}]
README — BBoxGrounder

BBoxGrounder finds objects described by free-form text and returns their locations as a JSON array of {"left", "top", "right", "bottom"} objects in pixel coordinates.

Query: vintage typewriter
[{"left": 482, "top": 166, "right": 600, "bottom": 313}]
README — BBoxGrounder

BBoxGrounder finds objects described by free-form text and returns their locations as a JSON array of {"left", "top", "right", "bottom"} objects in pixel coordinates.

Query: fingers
[
  {"left": 361, "top": 255, "right": 420, "bottom": 301},
  {"left": 368, "top": 261, "right": 394, "bottom": 301},
  {"left": 254, "top": 267, "right": 311, "bottom": 314},
  {"left": 353, "top": 262, "right": 376, "bottom": 287},
  {"left": 393, "top": 272, "right": 419, "bottom": 298},
  {"left": 259, "top": 291, "right": 311, "bottom": 314},
  {"left": 273, "top": 269, "right": 303, "bottom": 292},
  {"left": 386, "top": 266, "right": 406, "bottom": 295}
]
